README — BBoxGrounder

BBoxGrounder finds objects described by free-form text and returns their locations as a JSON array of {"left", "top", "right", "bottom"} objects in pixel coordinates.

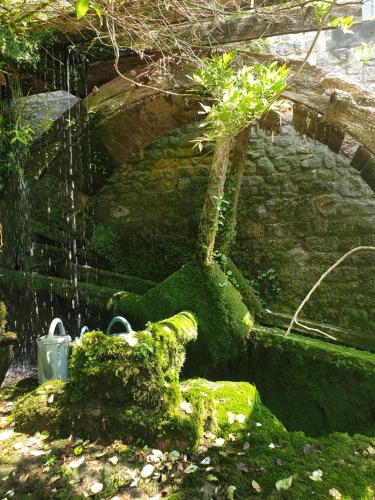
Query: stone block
[
  {"left": 241, "top": 176, "right": 265, "bottom": 186},
  {"left": 178, "top": 178, "right": 191, "bottom": 190},
  {"left": 256, "top": 157, "right": 275, "bottom": 175},
  {"left": 323, "top": 154, "right": 336, "bottom": 169},
  {"left": 247, "top": 150, "right": 263, "bottom": 159},
  {"left": 310, "top": 180, "right": 335, "bottom": 194},
  {"left": 273, "top": 136, "right": 293, "bottom": 148},
  {"left": 335, "top": 177, "right": 366, "bottom": 197},
  {"left": 266, "top": 173, "right": 286, "bottom": 186},
  {"left": 163, "top": 169, "right": 175, "bottom": 180},
  {"left": 296, "top": 144, "right": 312, "bottom": 154},
  {"left": 314, "top": 195, "right": 338, "bottom": 217},
  {"left": 301, "top": 156, "right": 323, "bottom": 170},
  {"left": 177, "top": 166, "right": 193, "bottom": 177},
  {"left": 274, "top": 158, "right": 292, "bottom": 172},
  {"left": 194, "top": 165, "right": 210, "bottom": 176}
]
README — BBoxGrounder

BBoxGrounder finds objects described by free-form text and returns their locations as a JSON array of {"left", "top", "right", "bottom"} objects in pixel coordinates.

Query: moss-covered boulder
[
  {"left": 12, "top": 309, "right": 261, "bottom": 451},
  {"left": 0, "top": 301, "right": 17, "bottom": 386},
  {"left": 110, "top": 261, "right": 254, "bottom": 376},
  {"left": 12, "top": 377, "right": 268, "bottom": 452},
  {"left": 219, "top": 326, "right": 375, "bottom": 437},
  {"left": 68, "top": 311, "right": 198, "bottom": 409}
]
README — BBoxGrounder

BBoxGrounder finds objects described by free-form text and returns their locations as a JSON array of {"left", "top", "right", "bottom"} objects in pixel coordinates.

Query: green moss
[
  {"left": 68, "top": 312, "right": 198, "bottom": 409},
  {"left": 0, "top": 301, "right": 16, "bottom": 385},
  {"left": 0, "top": 301, "right": 6, "bottom": 331},
  {"left": 55, "top": 263, "right": 157, "bottom": 295},
  {"left": 224, "top": 257, "right": 263, "bottom": 318},
  {"left": 9, "top": 375, "right": 375, "bottom": 499},
  {"left": 12, "top": 380, "right": 67, "bottom": 435},
  {"left": 222, "top": 327, "right": 375, "bottom": 437},
  {"left": 12, "top": 313, "right": 213, "bottom": 450},
  {"left": 110, "top": 261, "right": 254, "bottom": 376},
  {"left": 0, "top": 268, "right": 117, "bottom": 311},
  {"left": 86, "top": 223, "right": 122, "bottom": 268}
]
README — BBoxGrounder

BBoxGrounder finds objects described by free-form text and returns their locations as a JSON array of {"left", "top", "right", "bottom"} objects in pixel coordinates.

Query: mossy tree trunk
[
  {"left": 218, "top": 127, "right": 249, "bottom": 255},
  {"left": 197, "top": 136, "right": 231, "bottom": 265}
]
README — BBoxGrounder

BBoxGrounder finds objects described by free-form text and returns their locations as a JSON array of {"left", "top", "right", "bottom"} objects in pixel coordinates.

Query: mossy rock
[
  {"left": 0, "top": 301, "right": 17, "bottom": 386},
  {"left": 9, "top": 378, "right": 375, "bottom": 499},
  {"left": 12, "top": 378, "right": 269, "bottom": 452},
  {"left": 110, "top": 261, "right": 254, "bottom": 376},
  {"left": 0, "top": 332, "right": 17, "bottom": 387},
  {"left": 220, "top": 326, "right": 375, "bottom": 437},
  {"left": 12, "top": 308, "right": 261, "bottom": 451},
  {"left": 68, "top": 311, "right": 198, "bottom": 409},
  {"left": 12, "top": 380, "right": 67, "bottom": 434},
  {"left": 0, "top": 301, "right": 7, "bottom": 331},
  {"left": 224, "top": 258, "right": 263, "bottom": 319}
]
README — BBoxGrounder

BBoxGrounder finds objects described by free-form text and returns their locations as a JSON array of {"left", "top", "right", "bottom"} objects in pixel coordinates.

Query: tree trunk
[
  {"left": 197, "top": 137, "right": 231, "bottom": 265},
  {"left": 218, "top": 127, "right": 249, "bottom": 255}
]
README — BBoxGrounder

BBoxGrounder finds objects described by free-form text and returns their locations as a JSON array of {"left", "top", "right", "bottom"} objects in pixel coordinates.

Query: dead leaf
[
  {"left": 108, "top": 455, "right": 119, "bottom": 465},
  {"left": 90, "top": 482, "right": 103, "bottom": 495},
  {"left": 184, "top": 464, "right": 198, "bottom": 474},
  {"left": 309, "top": 469, "right": 323, "bottom": 481},
  {"left": 252, "top": 480, "right": 261, "bottom": 493},
  {"left": 68, "top": 456, "right": 85, "bottom": 469},
  {"left": 275, "top": 476, "right": 293, "bottom": 491},
  {"left": 141, "top": 463, "right": 155, "bottom": 478},
  {"left": 329, "top": 488, "right": 342, "bottom": 499},
  {"left": 227, "top": 485, "right": 236, "bottom": 500},
  {"left": 236, "top": 462, "right": 249, "bottom": 473}
]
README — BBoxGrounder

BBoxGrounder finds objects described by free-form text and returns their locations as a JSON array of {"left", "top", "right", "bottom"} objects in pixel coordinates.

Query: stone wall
[
  {"left": 90, "top": 122, "right": 375, "bottom": 342},
  {"left": 267, "top": 20, "right": 375, "bottom": 90}
]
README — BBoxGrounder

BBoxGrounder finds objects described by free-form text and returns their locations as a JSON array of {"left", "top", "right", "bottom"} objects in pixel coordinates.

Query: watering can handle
[
  {"left": 80, "top": 326, "right": 90, "bottom": 338},
  {"left": 106, "top": 316, "right": 133, "bottom": 336},
  {"left": 48, "top": 318, "right": 66, "bottom": 339}
]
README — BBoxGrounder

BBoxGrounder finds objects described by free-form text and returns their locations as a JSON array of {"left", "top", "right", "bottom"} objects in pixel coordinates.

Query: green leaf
[
  {"left": 92, "top": 2, "right": 102, "bottom": 24},
  {"left": 76, "top": 0, "right": 90, "bottom": 19}
]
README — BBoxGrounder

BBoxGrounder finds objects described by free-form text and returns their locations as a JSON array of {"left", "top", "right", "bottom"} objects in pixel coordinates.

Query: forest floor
[{"left": 1, "top": 381, "right": 375, "bottom": 500}]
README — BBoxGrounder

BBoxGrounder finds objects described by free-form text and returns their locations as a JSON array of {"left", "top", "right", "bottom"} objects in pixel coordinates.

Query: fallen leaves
[
  {"left": 108, "top": 455, "right": 119, "bottom": 465},
  {"left": 227, "top": 485, "right": 236, "bottom": 499},
  {"left": 180, "top": 401, "right": 192, "bottom": 414},
  {"left": 252, "top": 479, "right": 261, "bottom": 493},
  {"left": 227, "top": 412, "right": 246, "bottom": 425},
  {"left": 214, "top": 438, "right": 225, "bottom": 447},
  {"left": 275, "top": 475, "right": 293, "bottom": 491},
  {"left": 309, "top": 469, "right": 323, "bottom": 481},
  {"left": 184, "top": 464, "right": 198, "bottom": 474},
  {"left": 329, "top": 488, "right": 342, "bottom": 499},
  {"left": 140, "top": 463, "right": 155, "bottom": 478},
  {"left": 0, "top": 430, "right": 13, "bottom": 441},
  {"left": 90, "top": 482, "right": 103, "bottom": 495},
  {"left": 68, "top": 456, "right": 85, "bottom": 469}
]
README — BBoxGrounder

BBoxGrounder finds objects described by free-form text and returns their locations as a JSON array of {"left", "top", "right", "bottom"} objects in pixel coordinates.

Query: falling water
[{"left": 0, "top": 43, "right": 101, "bottom": 374}]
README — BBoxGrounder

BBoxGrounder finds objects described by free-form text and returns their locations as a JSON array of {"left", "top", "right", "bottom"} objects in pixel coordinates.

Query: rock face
[
  {"left": 22, "top": 91, "right": 80, "bottom": 132},
  {"left": 5, "top": 63, "right": 375, "bottom": 353},
  {"left": 91, "top": 122, "right": 375, "bottom": 347}
]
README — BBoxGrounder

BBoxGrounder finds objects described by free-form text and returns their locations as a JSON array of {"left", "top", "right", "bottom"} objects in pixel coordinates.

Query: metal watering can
[
  {"left": 106, "top": 316, "right": 138, "bottom": 346},
  {"left": 37, "top": 318, "right": 72, "bottom": 384}
]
